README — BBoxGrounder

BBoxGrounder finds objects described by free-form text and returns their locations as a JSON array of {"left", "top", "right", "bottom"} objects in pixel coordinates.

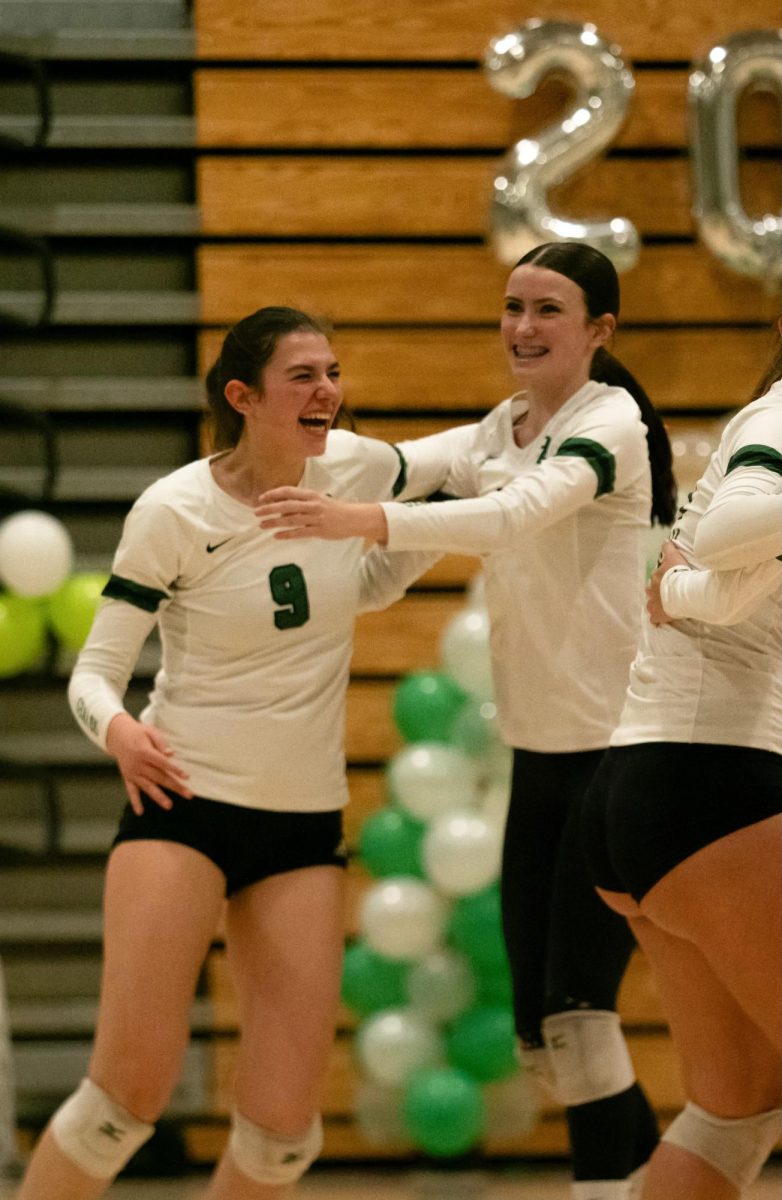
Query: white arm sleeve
[
  {"left": 68, "top": 599, "right": 157, "bottom": 751},
  {"left": 395, "top": 424, "right": 479, "bottom": 501},
  {"left": 659, "top": 560, "right": 782, "bottom": 625},
  {"left": 383, "top": 408, "right": 646, "bottom": 554},
  {"left": 694, "top": 487, "right": 782, "bottom": 569},
  {"left": 383, "top": 454, "right": 601, "bottom": 553},
  {"left": 358, "top": 548, "right": 442, "bottom": 613}
]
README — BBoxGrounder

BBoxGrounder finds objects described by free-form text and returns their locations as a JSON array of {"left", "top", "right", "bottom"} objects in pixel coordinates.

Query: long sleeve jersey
[
  {"left": 614, "top": 381, "right": 782, "bottom": 751},
  {"left": 393, "top": 381, "right": 652, "bottom": 752},
  {"left": 69, "top": 430, "right": 428, "bottom": 812}
]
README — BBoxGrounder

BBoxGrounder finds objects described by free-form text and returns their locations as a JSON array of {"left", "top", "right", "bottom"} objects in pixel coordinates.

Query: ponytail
[{"left": 591, "top": 347, "right": 677, "bottom": 527}]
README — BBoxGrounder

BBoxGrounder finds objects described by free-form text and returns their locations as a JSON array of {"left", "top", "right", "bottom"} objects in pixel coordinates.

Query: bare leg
[
  {"left": 627, "top": 915, "right": 781, "bottom": 1200},
  {"left": 16, "top": 841, "right": 226, "bottom": 1200},
  {"left": 640, "top": 816, "right": 782, "bottom": 1051},
  {"left": 206, "top": 865, "right": 346, "bottom": 1200}
]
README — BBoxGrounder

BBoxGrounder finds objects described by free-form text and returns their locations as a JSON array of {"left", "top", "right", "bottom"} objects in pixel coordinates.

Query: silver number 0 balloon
[
  {"left": 689, "top": 29, "right": 782, "bottom": 285},
  {"left": 484, "top": 19, "right": 639, "bottom": 272}
]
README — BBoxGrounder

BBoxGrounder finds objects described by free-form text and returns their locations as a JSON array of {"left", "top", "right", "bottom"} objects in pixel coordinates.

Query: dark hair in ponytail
[
  {"left": 204, "top": 306, "right": 353, "bottom": 451},
  {"left": 750, "top": 320, "right": 782, "bottom": 401},
  {"left": 515, "top": 242, "right": 678, "bottom": 526}
]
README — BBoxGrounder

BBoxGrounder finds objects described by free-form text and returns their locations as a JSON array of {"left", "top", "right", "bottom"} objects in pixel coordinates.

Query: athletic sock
[{"left": 567, "top": 1082, "right": 659, "bottom": 1180}]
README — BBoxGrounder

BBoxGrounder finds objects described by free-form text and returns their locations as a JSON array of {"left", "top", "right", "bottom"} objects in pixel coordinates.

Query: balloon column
[
  {"left": 0, "top": 509, "right": 107, "bottom": 676},
  {"left": 344, "top": 578, "right": 538, "bottom": 1157}
]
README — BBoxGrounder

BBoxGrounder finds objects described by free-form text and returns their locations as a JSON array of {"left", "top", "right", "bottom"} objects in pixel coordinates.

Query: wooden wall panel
[
  {"left": 199, "top": 243, "right": 781, "bottom": 327},
  {"left": 199, "top": 155, "right": 781, "bottom": 239},
  {"left": 195, "top": 0, "right": 782, "bottom": 62},
  {"left": 199, "top": 327, "right": 778, "bottom": 414},
  {"left": 195, "top": 69, "right": 780, "bottom": 151}
]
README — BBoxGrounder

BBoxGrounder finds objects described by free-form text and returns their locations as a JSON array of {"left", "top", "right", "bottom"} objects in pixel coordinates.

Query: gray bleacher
[{"left": 0, "top": 0, "right": 216, "bottom": 1146}]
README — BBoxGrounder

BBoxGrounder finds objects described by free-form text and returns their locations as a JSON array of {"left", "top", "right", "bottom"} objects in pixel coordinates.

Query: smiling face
[
  {"left": 500, "top": 264, "right": 614, "bottom": 401},
  {"left": 228, "top": 330, "right": 344, "bottom": 460}
]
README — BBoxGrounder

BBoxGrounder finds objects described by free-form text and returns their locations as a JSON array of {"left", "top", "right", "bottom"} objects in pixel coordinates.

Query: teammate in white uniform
[
  {"left": 256, "top": 244, "right": 679, "bottom": 1199},
  {"left": 582, "top": 319, "right": 782, "bottom": 1200},
  {"left": 15, "top": 307, "right": 427, "bottom": 1200}
]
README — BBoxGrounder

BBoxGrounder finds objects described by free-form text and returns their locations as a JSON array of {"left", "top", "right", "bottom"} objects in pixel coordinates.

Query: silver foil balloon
[
  {"left": 689, "top": 29, "right": 782, "bottom": 285},
  {"left": 485, "top": 19, "right": 639, "bottom": 271}
]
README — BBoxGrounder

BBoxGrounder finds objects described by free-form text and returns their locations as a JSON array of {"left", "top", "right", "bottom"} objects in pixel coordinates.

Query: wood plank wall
[{"left": 192, "top": 0, "right": 782, "bottom": 1165}]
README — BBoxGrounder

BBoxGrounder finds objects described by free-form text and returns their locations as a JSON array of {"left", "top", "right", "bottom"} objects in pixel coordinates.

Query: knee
[
  {"left": 50, "top": 1077, "right": 155, "bottom": 1179},
  {"left": 228, "top": 1110, "right": 323, "bottom": 1186},
  {"left": 663, "top": 1101, "right": 782, "bottom": 1191},
  {"left": 541, "top": 1009, "right": 636, "bottom": 1107}
]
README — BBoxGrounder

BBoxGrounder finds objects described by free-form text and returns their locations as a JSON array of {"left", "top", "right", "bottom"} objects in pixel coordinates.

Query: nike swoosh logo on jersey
[{"left": 206, "top": 538, "right": 233, "bottom": 553}]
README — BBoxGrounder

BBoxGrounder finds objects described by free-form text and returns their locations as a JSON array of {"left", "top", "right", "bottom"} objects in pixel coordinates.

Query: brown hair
[{"left": 204, "top": 306, "right": 354, "bottom": 450}]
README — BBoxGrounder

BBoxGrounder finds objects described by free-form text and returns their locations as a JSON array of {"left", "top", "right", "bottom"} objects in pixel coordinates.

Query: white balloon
[
  {"left": 407, "top": 948, "right": 476, "bottom": 1023},
  {"left": 356, "top": 1008, "right": 443, "bottom": 1088},
  {"left": 0, "top": 510, "right": 73, "bottom": 597},
  {"left": 387, "top": 743, "right": 481, "bottom": 822},
  {"left": 440, "top": 606, "right": 494, "bottom": 702},
  {"left": 353, "top": 1081, "right": 412, "bottom": 1148},
  {"left": 483, "top": 1069, "right": 539, "bottom": 1140},
  {"left": 360, "top": 877, "right": 447, "bottom": 961},
  {"left": 423, "top": 810, "right": 502, "bottom": 897}
]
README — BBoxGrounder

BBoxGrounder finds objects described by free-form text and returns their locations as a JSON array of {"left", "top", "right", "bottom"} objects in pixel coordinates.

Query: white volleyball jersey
[
  {"left": 393, "top": 381, "right": 651, "bottom": 752},
  {"left": 69, "top": 430, "right": 408, "bottom": 812},
  {"left": 614, "top": 382, "right": 782, "bottom": 751}
]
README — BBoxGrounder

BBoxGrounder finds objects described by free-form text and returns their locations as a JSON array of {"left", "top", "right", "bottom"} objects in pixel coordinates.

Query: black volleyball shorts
[
  {"left": 113, "top": 789, "right": 348, "bottom": 897},
  {"left": 583, "top": 741, "right": 782, "bottom": 902}
]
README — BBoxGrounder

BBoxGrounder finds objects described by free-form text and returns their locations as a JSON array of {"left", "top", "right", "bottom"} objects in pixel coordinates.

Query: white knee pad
[
  {"left": 518, "top": 1043, "right": 560, "bottom": 1100},
  {"left": 229, "top": 1110, "right": 323, "bottom": 1186},
  {"left": 663, "top": 1101, "right": 782, "bottom": 1191},
  {"left": 50, "top": 1077, "right": 154, "bottom": 1180},
  {"left": 542, "top": 1010, "right": 635, "bottom": 1108}
]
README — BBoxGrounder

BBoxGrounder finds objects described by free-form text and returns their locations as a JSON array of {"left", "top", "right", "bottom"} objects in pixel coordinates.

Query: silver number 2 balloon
[
  {"left": 484, "top": 19, "right": 639, "bottom": 272},
  {"left": 689, "top": 29, "right": 782, "bottom": 285}
]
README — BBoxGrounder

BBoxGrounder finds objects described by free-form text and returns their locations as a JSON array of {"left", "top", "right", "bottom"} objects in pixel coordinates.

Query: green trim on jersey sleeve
[
  {"left": 102, "top": 574, "right": 170, "bottom": 613},
  {"left": 554, "top": 437, "right": 616, "bottom": 497},
  {"left": 726, "top": 444, "right": 782, "bottom": 478},
  {"left": 391, "top": 444, "right": 408, "bottom": 497}
]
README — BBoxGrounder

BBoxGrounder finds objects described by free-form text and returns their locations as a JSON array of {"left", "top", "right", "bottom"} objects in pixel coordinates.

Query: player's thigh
[
  {"left": 629, "top": 914, "right": 781, "bottom": 1115},
  {"left": 225, "top": 864, "right": 346, "bottom": 1130},
  {"left": 90, "top": 840, "right": 226, "bottom": 1115},
  {"left": 640, "top": 815, "right": 782, "bottom": 1051}
]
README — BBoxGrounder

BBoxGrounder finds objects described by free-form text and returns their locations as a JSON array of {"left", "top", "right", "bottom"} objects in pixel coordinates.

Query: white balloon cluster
[
  {"left": 0, "top": 510, "right": 108, "bottom": 677},
  {"left": 346, "top": 576, "right": 537, "bottom": 1156}
]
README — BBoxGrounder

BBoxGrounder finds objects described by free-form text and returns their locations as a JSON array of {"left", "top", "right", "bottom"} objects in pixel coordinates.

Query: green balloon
[
  {"left": 359, "top": 806, "right": 426, "bottom": 878},
  {"left": 448, "top": 884, "right": 509, "bottom": 975},
  {"left": 392, "top": 671, "right": 467, "bottom": 744},
  {"left": 447, "top": 1005, "right": 517, "bottom": 1082},
  {"left": 47, "top": 572, "right": 109, "bottom": 652},
  {"left": 403, "top": 1067, "right": 485, "bottom": 1157},
  {"left": 341, "top": 941, "right": 410, "bottom": 1017},
  {"left": 0, "top": 593, "right": 47, "bottom": 677},
  {"left": 476, "top": 960, "right": 514, "bottom": 1007}
]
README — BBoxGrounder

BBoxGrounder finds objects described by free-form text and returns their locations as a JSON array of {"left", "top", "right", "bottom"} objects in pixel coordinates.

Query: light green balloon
[
  {"left": 0, "top": 592, "right": 47, "bottom": 676},
  {"left": 47, "top": 572, "right": 109, "bottom": 652}
]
